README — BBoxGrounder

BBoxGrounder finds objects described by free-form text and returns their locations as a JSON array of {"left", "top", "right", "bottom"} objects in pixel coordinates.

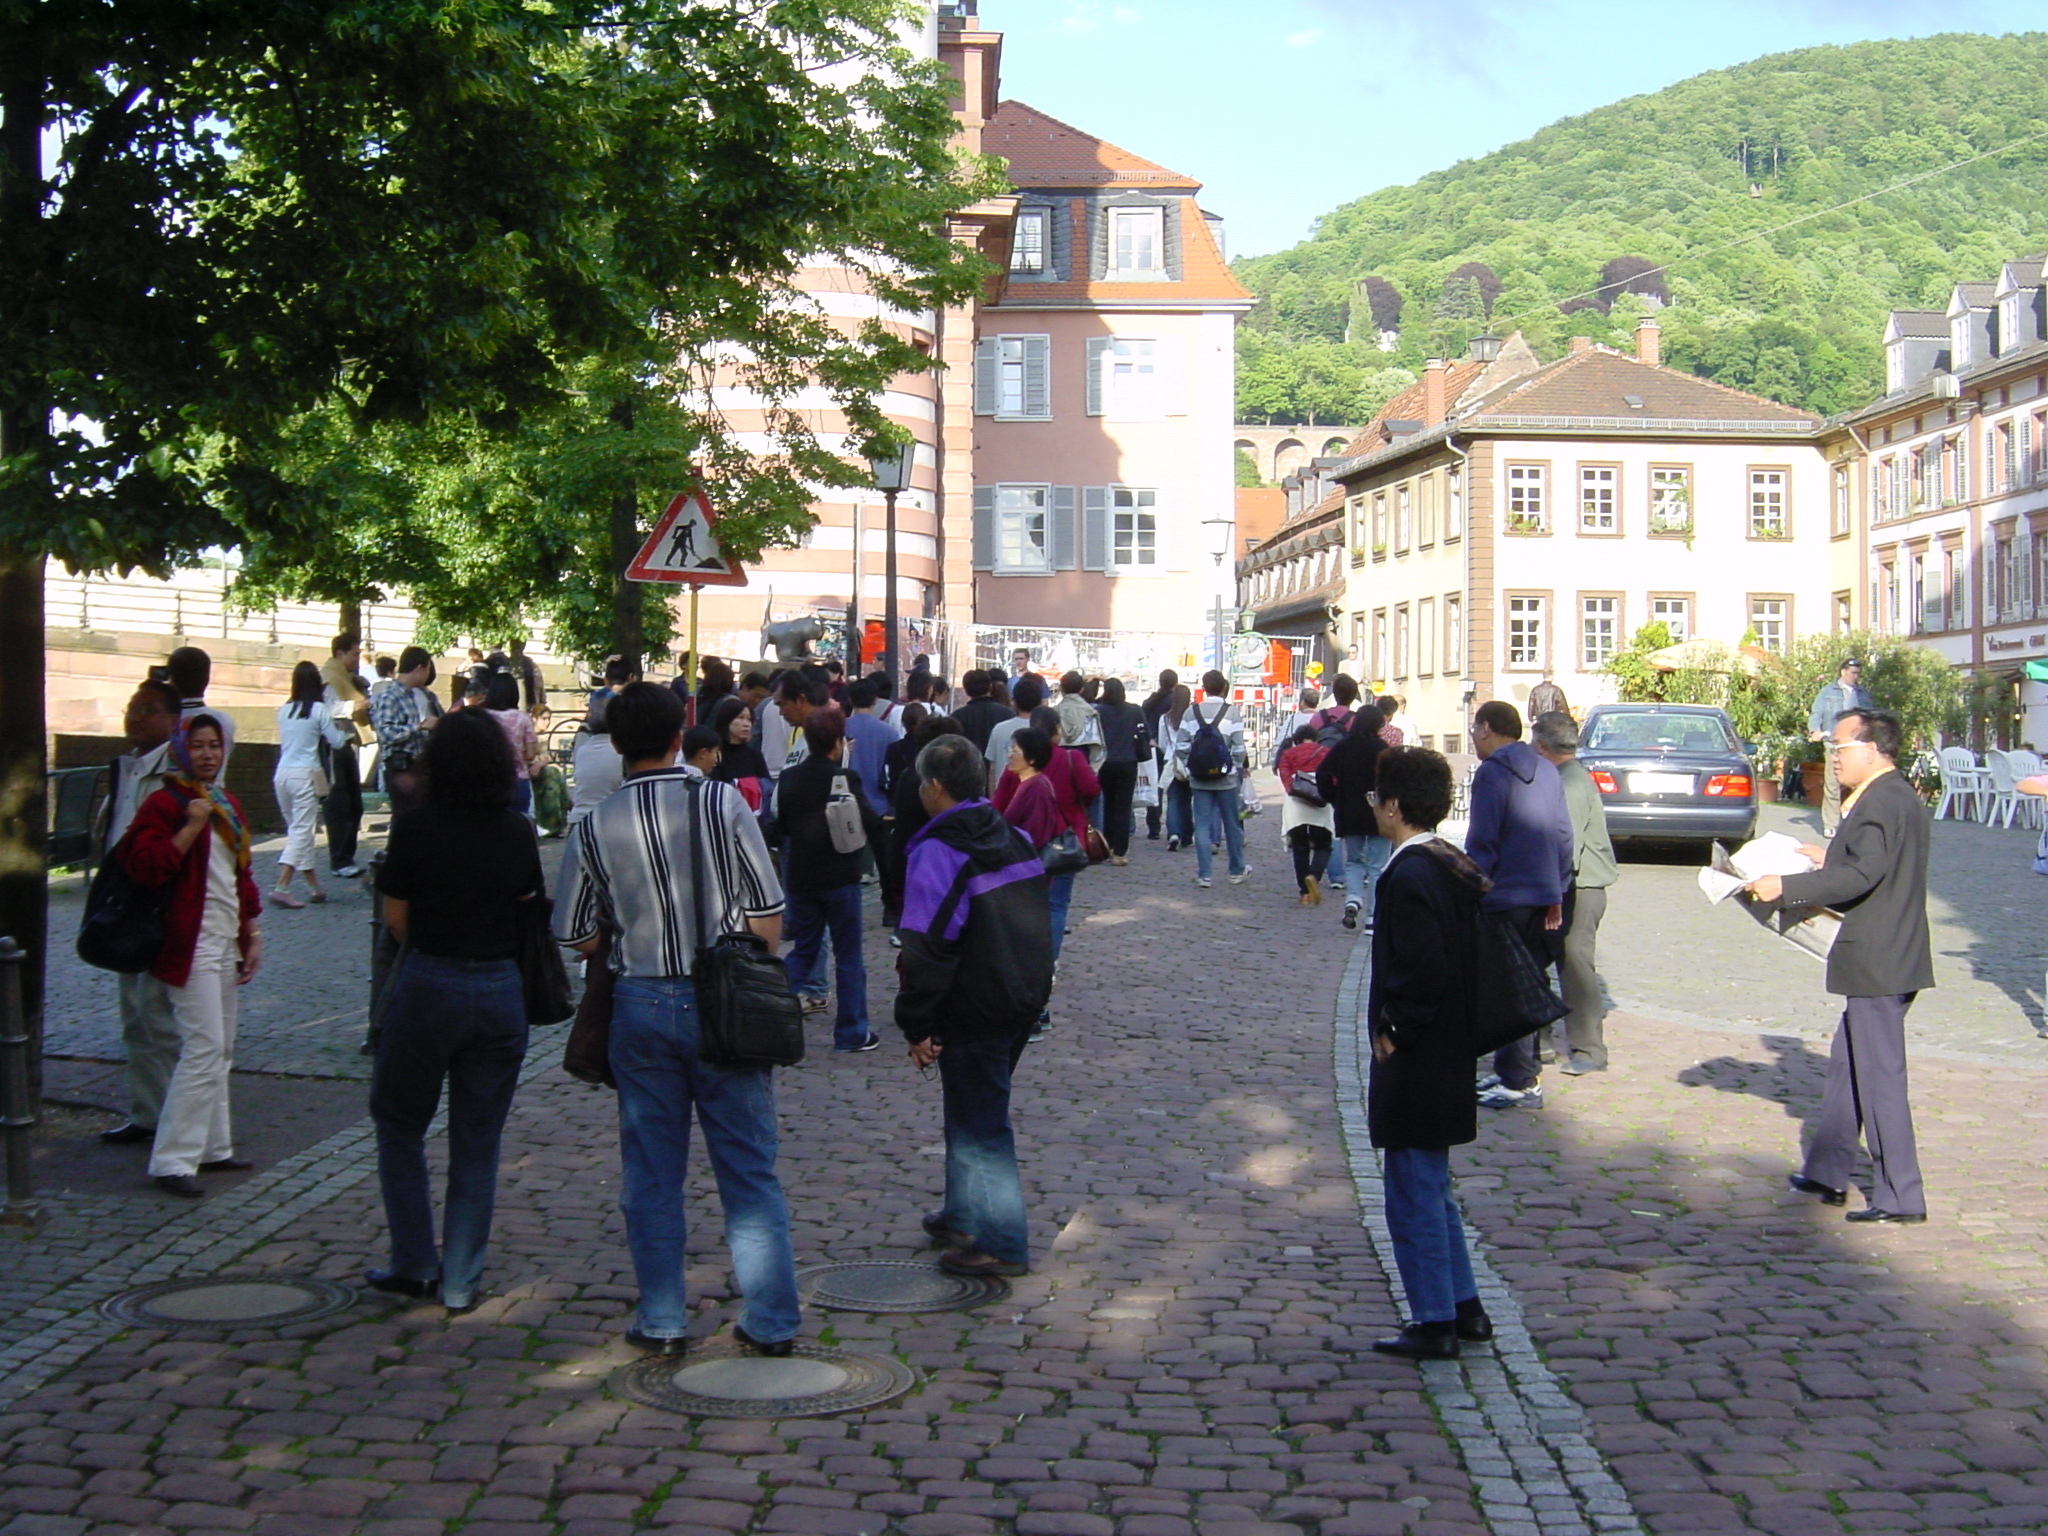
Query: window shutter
[
  {"left": 1051, "top": 486, "right": 1078, "bottom": 570},
  {"left": 972, "top": 486, "right": 996, "bottom": 571},
  {"left": 1022, "top": 335, "right": 1052, "bottom": 419},
  {"left": 1159, "top": 338, "right": 1187, "bottom": 416},
  {"left": 972, "top": 339, "right": 998, "bottom": 417},
  {"left": 1082, "top": 487, "right": 1110, "bottom": 571},
  {"left": 1085, "top": 338, "right": 1111, "bottom": 417},
  {"left": 2024, "top": 418, "right": 2037, "bottom": 484}
]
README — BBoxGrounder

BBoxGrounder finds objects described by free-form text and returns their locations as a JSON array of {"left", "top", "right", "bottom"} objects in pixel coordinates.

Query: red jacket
[
  {"left": 117, "top": 785, "right": 263, "bottom": 987},
  {"left": 993, "top": 745, "right": 1100, "bottom": 842}
]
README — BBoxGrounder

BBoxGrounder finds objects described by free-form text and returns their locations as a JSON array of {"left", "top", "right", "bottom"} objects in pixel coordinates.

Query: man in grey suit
[
  {"left": 1807, "top": 658, "right": 1874, "bottom": 836},
  {"left": 1748, "top": 707, "right": 1932, "bottom": 1224}
]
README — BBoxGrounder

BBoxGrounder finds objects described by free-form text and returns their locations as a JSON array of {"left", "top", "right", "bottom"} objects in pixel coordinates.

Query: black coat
[
  {"left": 1318, "top": 730, "right": 1387, "bottom": 839},
  {"left": 1367, "top": 839, "right": 1485, "bottom": 1150},
  {"left": 1777, "top": 767, "right": 1934, "bottom": 997},
  {"left": 775, "top": 753, "right": 880, "bottom": 895}
]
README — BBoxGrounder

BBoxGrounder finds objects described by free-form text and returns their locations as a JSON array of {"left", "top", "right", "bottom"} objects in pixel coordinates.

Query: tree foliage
[{"left": 1233, "top": 33, "right": 2048, "bottom": 419}]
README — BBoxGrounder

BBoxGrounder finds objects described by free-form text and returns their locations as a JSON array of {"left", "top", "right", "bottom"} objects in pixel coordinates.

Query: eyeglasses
[{"left": 1824, "top": 739, "right": 1869, "bottom": 755}]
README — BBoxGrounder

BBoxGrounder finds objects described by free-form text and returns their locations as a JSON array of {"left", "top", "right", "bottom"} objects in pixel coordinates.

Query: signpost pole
[{"left": 684, "top": 583, "right": 700, "bottom": 726}]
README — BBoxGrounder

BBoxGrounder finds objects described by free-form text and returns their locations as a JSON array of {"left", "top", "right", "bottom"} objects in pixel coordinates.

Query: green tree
[{"left": 1235, "top": 449, "right": 1266, "bottom": 487}]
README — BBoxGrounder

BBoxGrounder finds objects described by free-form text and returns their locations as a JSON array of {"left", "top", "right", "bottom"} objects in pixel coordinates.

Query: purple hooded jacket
[{"left": 1464, "top": 738, "right": 1574, "bottom": 912}]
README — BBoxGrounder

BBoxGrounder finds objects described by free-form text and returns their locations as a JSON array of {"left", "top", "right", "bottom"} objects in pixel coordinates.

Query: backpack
[
  {"left": 824, "top": 771, "right": 868, "bottom": 854},
  {"left": 1186, "top": 702, "right": 1236, "bottom": 785},
  {"left": 1286, "top": 744, "right": 1330, "bottom": 806},
  {"left": 1313, "top": 707, "right": 1351, "bottom": 751}
]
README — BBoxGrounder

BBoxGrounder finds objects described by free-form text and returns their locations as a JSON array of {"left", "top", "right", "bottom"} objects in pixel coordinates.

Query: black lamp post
[{"left": 866, "top": 443, "right": 915, "bottom": 694}]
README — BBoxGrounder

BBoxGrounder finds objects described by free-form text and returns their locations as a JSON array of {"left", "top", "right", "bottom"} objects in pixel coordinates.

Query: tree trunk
[
  {"left": 339, "top": 599, "right": 362, "bottom": 643},
  {"left": 608, "top": 398, "right": 641, "bottom": 668}
]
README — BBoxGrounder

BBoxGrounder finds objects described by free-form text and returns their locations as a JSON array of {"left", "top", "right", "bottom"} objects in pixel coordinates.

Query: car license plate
[{"left": 1629, "top": 772, "right": 1693, "bottom": 794}]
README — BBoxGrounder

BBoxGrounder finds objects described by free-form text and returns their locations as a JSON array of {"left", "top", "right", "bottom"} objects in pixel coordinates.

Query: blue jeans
[
  {"left": 512, "top": 777, "right": 532, "bottom": 816},
  {"left": 784, "top": 882, "right": 870, "bottom": 1049},
  {"left": 1047, "top": 871, "right": 1076, "bottom": 964},
  {"left": 1382, "top": 1147, "right": 1478, "bottom": 1325},
  {"left": 609, "top": 976, "right": 801, "bottom": 1343},
  {"left": 1343, "top": 832, "right": 1392, "bottom": 917},
  {"left": 1165, "top": 778, "right": 1193, "bottom": 844},
  {"left": 1192, "top": 785, "right": 1245, "bottom": 880},
  {"left": 782, "top": 851, "right": 830, "bottom": 999},
  {"left": 370, "top": 954, "right": 528, "bottom": 1308},
  {"left": 938, "top": 1032, "right": 1031, "bottom": 1265},
  {"left": 1327, "top": 833, "right": 1347, "bottom": 888}
]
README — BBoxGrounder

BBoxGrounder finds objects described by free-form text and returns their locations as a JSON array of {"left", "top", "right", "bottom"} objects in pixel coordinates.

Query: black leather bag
[
  {"left": 515, "top": 894, "right": 575, "bottom": 1026},
  {"left": 1468, "top": 909, "right": 1569, "bottom": 1056},
  {"left": 1040, "top": 828, "right": 1090, "bottom": 876},
  {"left": 76, "top": 838, "right": 170, "bottom": 974},
  {"left": 686, "top": 780, "right": 805, "bottom": 1068}
]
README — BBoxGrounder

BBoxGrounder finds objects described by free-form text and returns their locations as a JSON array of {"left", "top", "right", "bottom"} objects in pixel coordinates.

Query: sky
[{"left": 993, "top": 0, "right": 2045, "bottom": 261}]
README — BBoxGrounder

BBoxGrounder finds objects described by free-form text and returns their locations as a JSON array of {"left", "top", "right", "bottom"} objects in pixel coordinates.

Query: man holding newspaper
[{"left": 1746, "top": 708, "right": 1933, "bottom": 1225}]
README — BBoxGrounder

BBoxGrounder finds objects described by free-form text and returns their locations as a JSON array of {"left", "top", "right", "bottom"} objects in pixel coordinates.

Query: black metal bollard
[{"left": 0, "top": 938, "right": 43, "bottom": 1229}]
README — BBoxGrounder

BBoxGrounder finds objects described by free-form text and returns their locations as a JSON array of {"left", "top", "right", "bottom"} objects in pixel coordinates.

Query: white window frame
[
  {"left": 1010, "top": 207, "right": 1047, "bottom": 274},
  {"left": 1749, "top": 595, "right": 1790, "bottom": 654},
  {"left": 1445, "top": 595, "right": 1463, "bottom": 677},
  {"left": 1506, "top": 594, "right": 1546, "bottom": 669},
  {"left": 1578, "top": 465, "right": 1619, "bottom": 534},
  {"left": 1109, "top": 206, "right": 1164, "bottom": 277},
  {"left": 1506, "top": 464, "right": 1547, "bottom": 533},
  {"left": 1446, "top": 469, "right": 1464, "bottom": 541},
  {"left": 1109, "top": 486, "right": 1158, "bottom": 570},
  {"left": 994, "top": 484, "right": 1051, "bottom": 574},
  {"left": 1832, "top": 464, "right": 1851, "bottom": 537},
  {"left": 1580, "top": 596, "right": 1620, "bottom": 668},
  {"left": 1650, "top": 596, "right": 1691, "bottom": 642},
  {"left": 1105, "top": 338, "right": 1160, "bottom": 419},
  {"left": 1749, "top": 469, "right": 1789, "bottom": 538},
  {"left": 974, "top": 334, "right": 1052, "bottom": 421}
]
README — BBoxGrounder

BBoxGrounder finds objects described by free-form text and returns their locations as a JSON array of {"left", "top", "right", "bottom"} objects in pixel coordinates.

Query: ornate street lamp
[{"left": 866, "top": 443, "right": 916, "bottom": 692}]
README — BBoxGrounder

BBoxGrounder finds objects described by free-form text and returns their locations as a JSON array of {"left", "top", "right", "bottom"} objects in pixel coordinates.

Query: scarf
[{"left": 166, "top": 712, "right": 251, "bottom": 872}]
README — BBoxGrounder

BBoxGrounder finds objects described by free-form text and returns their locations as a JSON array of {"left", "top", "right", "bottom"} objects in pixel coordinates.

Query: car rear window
[{"left": 1585, "top": 713, "right": 1738, "bottom": 753}]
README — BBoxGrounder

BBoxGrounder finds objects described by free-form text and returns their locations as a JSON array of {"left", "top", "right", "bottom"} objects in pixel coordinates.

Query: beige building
[{"left": 1314, "top": 321, "right": 1831, "bottom": 747}]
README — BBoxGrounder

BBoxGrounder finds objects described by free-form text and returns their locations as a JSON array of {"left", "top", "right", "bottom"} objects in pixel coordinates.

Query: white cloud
[{"left": 1285, "top": 27, "right": 1325, "bottom": 46}]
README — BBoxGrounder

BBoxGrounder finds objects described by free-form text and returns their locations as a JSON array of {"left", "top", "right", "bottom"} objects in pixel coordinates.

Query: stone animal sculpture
[{"left": 762, "top": 615, "right": 828, "bottom": 664}]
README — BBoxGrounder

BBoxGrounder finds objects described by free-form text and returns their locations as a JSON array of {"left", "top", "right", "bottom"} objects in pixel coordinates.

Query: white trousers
[
  {"left": 150, "top": 935, "right": 238, "bottom": 1177},
  {"left": 273, "top": 764, "right": 324, "bottom": 872}
]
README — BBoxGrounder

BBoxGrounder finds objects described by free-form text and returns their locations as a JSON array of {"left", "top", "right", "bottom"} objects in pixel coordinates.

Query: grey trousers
[
  {"left": 1558, "top": 885, "right": 1608, "bottom": 1067},
  {"left": 118, "top": 971, "right": 181, "bottom": 1128},
  {"left": 1820, "top": 745, "right": 1845, "bottom": 833},
  {"left": 1802, "top": 993, "right": 1924, "bottom": 1217}
]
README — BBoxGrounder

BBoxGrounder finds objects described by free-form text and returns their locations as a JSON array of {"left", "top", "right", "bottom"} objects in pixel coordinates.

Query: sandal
[
  {"left": 306, "top": 891, "right": 327, "bottom": 904},
  {"left": 270, "top": 890, "right": 305, "bottom": 909}
]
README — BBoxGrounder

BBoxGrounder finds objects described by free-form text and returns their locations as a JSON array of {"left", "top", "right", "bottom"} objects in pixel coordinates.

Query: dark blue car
[{"left": 1577, "top": 704, "right": 1758, "bottom": 848}]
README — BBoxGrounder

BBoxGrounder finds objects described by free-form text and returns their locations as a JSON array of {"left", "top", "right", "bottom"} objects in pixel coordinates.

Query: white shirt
[
  {"left": 569, "top": 732, "right": 625, "bottom": 825},
  {"left": 201, "top": 829, "right": 240, "bottom": 942},
  {"left": 1387, "top": 829, "right": 1438, "bottom": 866},
  {"left": 274, "top": 702, "right": 347, "bottom": 772},
  {"left": 106, "top": 741, "right": 172, "bottom": 849}
]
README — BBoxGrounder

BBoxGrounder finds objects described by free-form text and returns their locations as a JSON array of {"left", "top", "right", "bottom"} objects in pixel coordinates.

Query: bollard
[{"left": 0, "top": 938, "right": 43, "bottom": 1229}]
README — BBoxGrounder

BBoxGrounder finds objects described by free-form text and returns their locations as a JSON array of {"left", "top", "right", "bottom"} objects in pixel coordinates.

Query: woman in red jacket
[
  {"left": 996, "top": 708, "right": 1099, "bottom": 965},
  {"left": 117, "top": 712, "right": 263, "bottom": 1198}
]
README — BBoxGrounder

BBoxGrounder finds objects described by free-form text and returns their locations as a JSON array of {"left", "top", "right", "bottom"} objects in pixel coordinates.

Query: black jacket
[
  {"left": 1096, "top": 701, "right": 1149, "bottom": 765},
  {"left": 895, "top": 800, "right": 1052, "bottom": 1042},
  {"left": 1317, "top": 729, "right": 1387, "bottom": 839},
  {"left": 1777, "top": 768, "right": 1934, "bottom": 997},
  {"left": 775, "top": 753, "right": 880, "bottom": 895},
  {"left": 1368, "top": 839, "right": 1485, "bottom": 1150},
  {"left": 954, "top": 697, "right": 1013, "bottom": 755}
]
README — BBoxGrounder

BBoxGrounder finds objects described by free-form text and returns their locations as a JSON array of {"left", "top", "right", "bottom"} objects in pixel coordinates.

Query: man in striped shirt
[{"left": 554, "top": 682, "right": 798, "bottom": 1358}]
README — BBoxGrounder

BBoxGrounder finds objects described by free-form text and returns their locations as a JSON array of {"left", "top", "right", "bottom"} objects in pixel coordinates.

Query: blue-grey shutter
[
  {"left": 1050, "top": 486, "right": 1077, "bottom": 570},
  {"left": 1082, "top": 487, "right": 1110, "bottom": 571},
  {"left": 1022, "top": 335, "right": 1051, "bottom": 418},
  {"left": 972, "top": 338, "right": 998, "bottom": 416},
  {"left": 1085, "top": 338, "right": 1111, "bottom": 417},
  {"left": 972, "top": 486, "right": 996, "bottom": 571}
]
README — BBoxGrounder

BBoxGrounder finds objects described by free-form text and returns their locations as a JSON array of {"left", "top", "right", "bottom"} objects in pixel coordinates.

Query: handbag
[
  {"left": 561, "top": 931, "right": 618, "bottom": 1087},
  {"left": 515, "top": 894, "right": 575, "bottom": 1026},
  {"left": 824, "top": 772, "right": 867, "bottom": 854},
  {"left": 687, "top": 779, "right": 806, "bottom": 1068},
  {"left": 1040, "top": 828, "right": 1090, "bottom": 876},
  {"left": 1084, "top": 824, "right": 1111, "bottom": 865},
  {"left": 1468, "top": 909, "right": 1569, "bottom": 1056},
  {"left": 75, "top": 836, "right": 170, "bottom": 974}
]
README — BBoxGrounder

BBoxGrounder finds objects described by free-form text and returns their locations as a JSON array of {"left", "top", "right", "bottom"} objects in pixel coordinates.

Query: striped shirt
[{"left": 553, "top": 766, "right": 784, "bottom": 979}]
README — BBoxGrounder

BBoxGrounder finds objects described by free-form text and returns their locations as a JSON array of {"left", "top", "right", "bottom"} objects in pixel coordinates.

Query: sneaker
[
  {"left": 333, "top": 864, "right": 363, "bottom": 879},
  {"left": 1195, "top": 876, "right": 1213, "bottom": 889},
  {"left": 888, "top": 933, "right": 902, "bottom": 949},
  {"left": 1167, "top": 836, "right": 1182, "bottom": 851},
  {"left": 1475, "top": 1072, "right": 1502, "bottom": 1091},
  {"left": 1229, "top": 866, "right": 1252, "bottom": 884},
  {"left": 1478, "top": 1083, "right": 1543, "bottom": 1110},
  {"left": 1028, "top": 1008, "right": 1050, "bottom": 1044},
  {"left": 1342, "top": 903, "right": 1360, "bottom": 931},
  {"left": 837, "top": 1033, "right": 882, "bottom": 1053},
  {"left": 801, "top": 994, "right": 829, "bottom": 1014}
]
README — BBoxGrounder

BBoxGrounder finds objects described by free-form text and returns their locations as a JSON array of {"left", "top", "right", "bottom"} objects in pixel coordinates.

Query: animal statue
[{"left": 762, "top": 615, "right": 828, "bottom": 665}]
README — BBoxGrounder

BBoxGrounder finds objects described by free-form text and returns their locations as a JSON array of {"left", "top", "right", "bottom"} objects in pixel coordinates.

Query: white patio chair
[
  {"left": 1935, "top": 746, "right": 1990, "bottom": 821},
  {"left": 1984, "top": 749, "right": 2024, "bottom": 828},
  {"left": 2006, "top": 748, "right": 2047, "bottom": 829}
]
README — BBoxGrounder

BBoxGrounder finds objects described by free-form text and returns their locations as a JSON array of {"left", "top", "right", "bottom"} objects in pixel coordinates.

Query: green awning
[{"left": 2026, "top": 660, "right": 2048, "bottom": 683}]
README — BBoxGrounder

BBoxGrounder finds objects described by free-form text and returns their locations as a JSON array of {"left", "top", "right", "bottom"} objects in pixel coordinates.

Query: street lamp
[
  {"left": 866, "top": 442, "right": 916, "bottom": 693},
  {"left": 1200, "top": 512, "right": 1237, "bottom": 674}
]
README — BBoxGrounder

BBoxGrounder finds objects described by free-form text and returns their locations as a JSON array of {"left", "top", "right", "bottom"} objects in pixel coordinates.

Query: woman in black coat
[
  {"left": 1092, "top": 678, "right": 1148, "bottom": 863},
  {"left": 1364, "top": 745, "right": 1491, "bottom": 1361},
  {"left": 1317, "top": 705, "right": 1390, "bottom": 930}
]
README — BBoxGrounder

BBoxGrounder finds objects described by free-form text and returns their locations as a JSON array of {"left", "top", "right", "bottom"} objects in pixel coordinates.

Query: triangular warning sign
[{"left": 626, "top": 490, "right": 747, "bottom": 586}]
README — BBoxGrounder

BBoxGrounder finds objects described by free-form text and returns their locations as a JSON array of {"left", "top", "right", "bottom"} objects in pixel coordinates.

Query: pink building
[{"left": 971, "top": 101, "right": 1251, "bottom": 673}]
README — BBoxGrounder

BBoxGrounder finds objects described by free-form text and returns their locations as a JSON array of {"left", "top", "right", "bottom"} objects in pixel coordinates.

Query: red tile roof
[
  {"left": 1463, "top": 346, "right": 1814, "bottom": 424},
  {"left": 986, "top": 101, "right": 1200, "bottom": 190}
]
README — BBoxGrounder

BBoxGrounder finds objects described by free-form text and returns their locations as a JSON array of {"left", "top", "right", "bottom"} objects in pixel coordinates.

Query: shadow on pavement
[{"left": 1672, "top": 1035, "right": 1825, "bottom": 1124}]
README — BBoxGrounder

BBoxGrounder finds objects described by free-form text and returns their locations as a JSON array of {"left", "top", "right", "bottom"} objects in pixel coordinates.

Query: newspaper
[{"left": 1698, "top": 832, "right": 1841, "bottom": 963}]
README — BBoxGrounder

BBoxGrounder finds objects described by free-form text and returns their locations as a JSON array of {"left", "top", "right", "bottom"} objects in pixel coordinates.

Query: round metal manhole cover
[
  {"left": 611, "top": 1342, "right": 918, "bottom": 1419},
  {"left": 797, "top": 1260, "right": 1010, "bottom": 1313},
  {"left": 101, "top": 1276, "right": 358, "bottom": 1330}
]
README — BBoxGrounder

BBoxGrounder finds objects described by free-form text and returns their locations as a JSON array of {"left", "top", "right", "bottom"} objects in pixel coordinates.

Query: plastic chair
[
  {"left": 2007, "top": 749, "right": 2047, "bottom": 828},
  {"left": 1984, "top": 750, "right": 2024, "bottom": 828},
  {"left": 1935, "top": 746, "right": 1989, "bottom": 821}
]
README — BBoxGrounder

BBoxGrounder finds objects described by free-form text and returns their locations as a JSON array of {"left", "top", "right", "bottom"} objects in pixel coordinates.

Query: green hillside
[{"left": 1234, "top": 33, "right": 2048, "bottom": 426}]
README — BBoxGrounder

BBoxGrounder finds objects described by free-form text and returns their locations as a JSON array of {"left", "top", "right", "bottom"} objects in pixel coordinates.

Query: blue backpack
[{"left": 1187, "top": 703, "right": 1235, "bottom": 784}]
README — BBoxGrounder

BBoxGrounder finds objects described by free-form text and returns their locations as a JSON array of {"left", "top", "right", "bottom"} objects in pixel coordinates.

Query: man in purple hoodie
[{"left": 1464, "top": 700, "right": 1574, "bottom": 1110}]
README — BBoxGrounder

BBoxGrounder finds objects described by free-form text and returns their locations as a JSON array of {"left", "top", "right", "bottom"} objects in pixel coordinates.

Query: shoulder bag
[
  {"left": 561, "top": 929, "right": 618, "bottom": 1087},
  {"left": 1041, "top": 828, "right": 1091, "bottom": 876},
  {"left": 1467, "top": 909, "right": 1569, "bottom": 1057},
  {"left": 515, "top": 893, "right": 576, "bottom": 1026},
  {"left": 75, "top": 833, "right": 170, "bottom": 975},
  {"left": 688, "top": 779, "right": 806, "bottom": 1068},
  {"left": 824, "top": 770, "right": 868, "bottom": 854}
]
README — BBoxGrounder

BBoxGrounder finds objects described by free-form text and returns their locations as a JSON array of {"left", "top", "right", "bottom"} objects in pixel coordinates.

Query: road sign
[{"left": 626, "top": 490, "right": 746, "bottom": 586}]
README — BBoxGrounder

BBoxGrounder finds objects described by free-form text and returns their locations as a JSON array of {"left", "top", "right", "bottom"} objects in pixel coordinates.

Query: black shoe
[
  {"left": 443, "top": 1296, "right": 483, "bottom": 1318},
  {"left": 1147, "top": 831, "right": 1161, "bottom": 840},
  {"left": 1342, "top": 903, "right": 1359, "bottom": 931},
  {"left": 1371, "top": 1322, "right": 1459, "bottom": 1360},
  {"left": 154, "top": 1174, "right": 205, "bottom": 1199},
  {"left": 1455, "top": 1299, "right": 1494, "bottom": 1342},
  {"left": 100, "top": 1121, "right": 153, "bottom": 1145},
  {"left": 733, "top": 1323, "right": 796, "bottom": 1357},
  {"left": 922, "top": 1211, "right": 973, "bottom": 1249},
  {"left": 364, "top": 1269, "right": 436, "bottom": 1299},
  {"left": 198, "top": 1157, "right": 253, "bottom": 1173},
  {"left": 938, "top": 1248, "right": 1029, "bottom": 1279},
  {"left": 626, "top": 1329, "right": 689, "bottom": 1356},
  {"left": 1845, "top": 1208, "right": 1926, "bottom": 1224},
  {"left": 837, "top": 1033, "right": 882, "bottom": 1053},
  {"left": 1787, "top": 1174, "right": 1847, "bottom": 1206}
]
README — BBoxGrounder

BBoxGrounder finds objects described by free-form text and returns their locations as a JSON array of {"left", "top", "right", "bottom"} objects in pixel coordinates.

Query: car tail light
[
  {"left": 1590, "top": 770, "right": 1619, "bottom": 794},
  {"left": 1704, "top": 774, "right": 1752, "bottom": 797}
]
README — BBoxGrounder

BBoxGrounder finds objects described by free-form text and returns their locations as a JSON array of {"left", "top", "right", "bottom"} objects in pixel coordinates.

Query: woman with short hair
[
  {"left": 272, "top": 660, "right": 348, "bottom": 908},
  {"left": 368, "top": 708, "right": 544, "bottom": 1315},
  {"left": 483, "top": 668, "right": 544, "bottom": 814}
]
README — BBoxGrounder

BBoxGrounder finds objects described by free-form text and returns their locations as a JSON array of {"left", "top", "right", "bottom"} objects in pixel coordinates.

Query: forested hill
[{"left": 1234, "top": 33, "right": 2048, "bottom": 427}]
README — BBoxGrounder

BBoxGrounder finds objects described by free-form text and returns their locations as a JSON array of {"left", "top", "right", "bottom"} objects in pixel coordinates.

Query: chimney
[
  {"left": 1422, "top": 358, "right": 1447, "bottom": 427},
  {"left": 1634, "top": 317, "right": 1661, "bottom": 366},
  {"left": 1568, "top": 336, "right": 1595, "bottom": 355}
]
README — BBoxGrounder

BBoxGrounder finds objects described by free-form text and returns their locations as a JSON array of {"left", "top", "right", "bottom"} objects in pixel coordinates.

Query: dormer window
[
  {"left": 1011, "top": 208, "right": 1046, "bottom": 274},
  {"left": 1110, "top": 207, "right": 1163, "bottom": 276}
]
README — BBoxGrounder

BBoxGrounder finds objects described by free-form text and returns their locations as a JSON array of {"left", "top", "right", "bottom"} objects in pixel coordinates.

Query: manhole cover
[
  {"left": 611, "top": 1342, "right": 918, "bottom": 1419},
  {"left": 101, "top": 1276, "right": 357, "bottom": 1330},
  {"left": 797, "top": 1260, "right": 1009, "bottom": 1313}
]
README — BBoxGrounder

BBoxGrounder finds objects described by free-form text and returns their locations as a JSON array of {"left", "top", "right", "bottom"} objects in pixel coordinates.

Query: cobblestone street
[{"left": 2, "top": 786, "right": 2044, "bottom": 1536}]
